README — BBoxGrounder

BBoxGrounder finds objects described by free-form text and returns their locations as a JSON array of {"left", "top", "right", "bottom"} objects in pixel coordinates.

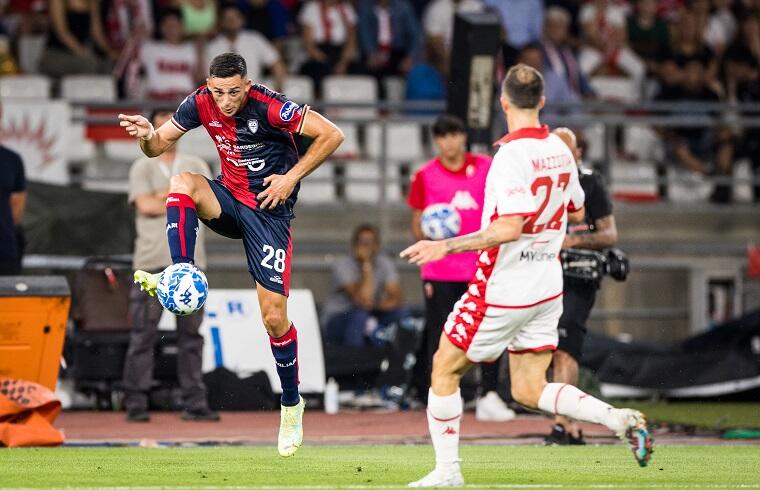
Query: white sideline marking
[{"left": 5, "top": 485, "right": 760, "bottom": 490}]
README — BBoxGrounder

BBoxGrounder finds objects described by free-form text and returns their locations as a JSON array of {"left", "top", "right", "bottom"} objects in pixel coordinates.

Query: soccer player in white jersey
[{"left": 401, "top": 64, "right": 653, "bottom": 487}]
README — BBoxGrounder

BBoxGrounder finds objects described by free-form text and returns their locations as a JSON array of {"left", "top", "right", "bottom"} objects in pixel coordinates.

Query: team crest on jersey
[
  {"left": 280, "top": 101, "right": 298, "bottom": 121},
  {"left": 247, "top": 119, "right": 259, "bottom": 134}
]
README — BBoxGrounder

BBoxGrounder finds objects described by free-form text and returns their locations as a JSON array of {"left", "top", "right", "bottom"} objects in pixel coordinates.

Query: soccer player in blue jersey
[{"left": 118, "top": 53, "right": 344, "bottom": 457}]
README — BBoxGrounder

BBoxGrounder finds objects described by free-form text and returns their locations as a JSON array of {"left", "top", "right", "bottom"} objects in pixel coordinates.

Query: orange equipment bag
[{"left": 0, "top": 378, "right": 64, "bottom": 447}]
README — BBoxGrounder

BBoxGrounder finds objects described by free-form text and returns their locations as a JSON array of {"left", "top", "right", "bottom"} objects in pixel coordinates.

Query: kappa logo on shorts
[
  {"left": 247, "top": 119, "right": 259, "bottom": 133},
  {"left": 279, "top": 101, "right": 298, "bottom": 121},
  {"left": 270, "top": 275, "right": 284, "bottom": 284}
]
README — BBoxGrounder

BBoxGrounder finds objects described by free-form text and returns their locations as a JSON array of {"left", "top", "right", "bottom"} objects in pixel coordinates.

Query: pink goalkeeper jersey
[{"left": 407, "top": 153, "right": 491, "bottom": 282}]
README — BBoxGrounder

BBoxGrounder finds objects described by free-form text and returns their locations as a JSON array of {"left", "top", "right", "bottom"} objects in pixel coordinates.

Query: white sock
[
  {"left": 427, "top": 388, "right": 462, "bottom": 470},
  {"left": 538, "top": 383, "right": 624, "bottom": 433}
]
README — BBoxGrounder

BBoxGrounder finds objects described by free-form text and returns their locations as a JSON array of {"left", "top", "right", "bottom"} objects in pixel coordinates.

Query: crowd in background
[
  {"left": 1, "top": 0, "right": 758, "bottom": 101},
  {"left": 1, "top": 0, "right": 759, "bottom": 201}
]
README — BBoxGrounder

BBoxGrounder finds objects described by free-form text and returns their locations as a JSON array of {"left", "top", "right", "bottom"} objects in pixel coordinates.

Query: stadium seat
[
  {"left": 322, "top": 75, "right": 378, "bottom": 120},
  {"left": 65, "top": 120, "right": 96, "bottom": 163},
  {"left": 282, "top": 76, "right": 315, "bottom": 103},
  {"left": 590, "top": 76, "right": 640, "bottom": 103},
  {"left": 609, "top": 160, "right": 659, "bottom": 202},
  {"left": 733, "top": 158, "right": 753, "bottom": 203},
  {"left": 365, "top": 122, "right": 425, "bottom": 162},
  {"left": 343, "top": 160, "right": 402, "bottom": 204},
  {"left": 297, "top": 161, "right": 336, "bottom": 204},
  {"left": 383, "top": 76, "right": 406, "bottom": 106},
  {"left": 332, "top": 122, "right": 360, "bottom": 159},
  {"left": 178, "top": 128, "right": 220, "bottom": 168},
  {"left": 103, "top": 140, "right": 145, "bottom": 165},
  {"left": 0, "top": 75, "right": 51, "bottom": 99},
  {"left": 16, "top": 34, "right": 46, "bottom": 74},
  {"left": 259, "top": 75, "right": 315, "bottom": 103},
  {"left": 623, "top": 125, "right": 662, "bottom": 162},
  {"left": 61, "top": 75, "right": 117, "bottom": 102}
]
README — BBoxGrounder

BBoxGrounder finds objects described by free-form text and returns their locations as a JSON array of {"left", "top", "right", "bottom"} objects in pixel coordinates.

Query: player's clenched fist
[{"left": 118, "top": 114, "right": 155, "bottom": 140}]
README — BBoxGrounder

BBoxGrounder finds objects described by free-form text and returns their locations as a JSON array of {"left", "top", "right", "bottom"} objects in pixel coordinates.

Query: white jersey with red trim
[{"left": 473, "top": 125, "right": 584, "bottom": 308}]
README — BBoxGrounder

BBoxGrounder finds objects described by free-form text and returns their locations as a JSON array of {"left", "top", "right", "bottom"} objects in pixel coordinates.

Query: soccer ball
[
  {"left": 156, "top": 263, "right": 209, "bottom": 316},
  {"left": 421, "top": 203, "right": 461, "bottom": 240}
]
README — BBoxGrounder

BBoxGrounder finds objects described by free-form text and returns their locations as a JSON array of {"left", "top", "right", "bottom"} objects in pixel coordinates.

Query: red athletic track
[{"left": 54, "top": 410, "right": 746, "bottom": 446}]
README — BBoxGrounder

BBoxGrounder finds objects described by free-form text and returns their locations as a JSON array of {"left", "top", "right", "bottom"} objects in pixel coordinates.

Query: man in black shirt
[
  {"left": 545, "top": 128, "right": 618, "bottom": 445},
  {"left": 0, "top": 139, "right": 27, "bottom": 276}
]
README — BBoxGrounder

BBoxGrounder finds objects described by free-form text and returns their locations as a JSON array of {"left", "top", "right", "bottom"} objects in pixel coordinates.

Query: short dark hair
[
  {"left": 352, "top": 224, "right": 379, "bottom": 246},
  {"left": 432, "top": 114, "right": 467, "bottom": 137},
  {"left": 209, "top": 52, "right": 247, "bottom": 78},
  {"left": 150, "top": 108, "right": 174, "bottom": 124},
  {"left": 219, "top": 1, "right": 243, "bottom": 15},
  {"left": 502, "top": 63, "right": 544, "bottom": 109},
  {"left": 159, "top": 8, "right": 182, "bottom": 23}
]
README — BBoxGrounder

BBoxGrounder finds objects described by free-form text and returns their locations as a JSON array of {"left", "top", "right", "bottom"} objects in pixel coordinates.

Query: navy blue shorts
[{"left": 201, "top": 178, "right": 292, "bottom": 296}]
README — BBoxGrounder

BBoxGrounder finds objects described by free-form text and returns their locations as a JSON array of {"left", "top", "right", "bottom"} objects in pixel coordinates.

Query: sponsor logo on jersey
[
  {"left": 270, "top": 275, "right": 283, "bottom": 284},
  {"left": 449, "top": 190, "right": 479, "bottom": 210},
  {"left": 519, "top": 250, "right": 557, "bottom": 262},
  {"left": 280, "top": 101, "right": 298, "bottom": 121},
  {"left": 209, "top": 120, "right": 222, "bottom": 128},
  {"left": 247, "top": 119, "right": 259, "bottom": 133}
]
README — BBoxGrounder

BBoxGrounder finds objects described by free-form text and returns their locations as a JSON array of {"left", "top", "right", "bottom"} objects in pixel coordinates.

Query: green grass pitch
[{"left": 2, "top": 445, "right": 760, "bottom": 489}]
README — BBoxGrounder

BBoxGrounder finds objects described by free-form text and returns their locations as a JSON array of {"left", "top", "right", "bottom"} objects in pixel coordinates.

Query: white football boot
[
  {"left": 475, "top": 391, "right": 516, "bottom": 422},
  {"left": 408, "top": 463, "right": 464, "bottom": 488},
  {"left": 278, "top": 396, "right": 305, "bottom": 457}
]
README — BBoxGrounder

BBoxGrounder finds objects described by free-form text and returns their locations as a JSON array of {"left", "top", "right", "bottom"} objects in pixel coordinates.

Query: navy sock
[
  {"left": 166, "top": 193, "right": 198, "bottom": 264},
  {"left": 269, "top": 324, "right": 300, "bottom": 406}
]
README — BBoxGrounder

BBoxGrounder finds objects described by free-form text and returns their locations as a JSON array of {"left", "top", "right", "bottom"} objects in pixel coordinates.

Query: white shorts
[{"left": 443, "top": 291, "right": 563, "bottom": 363}]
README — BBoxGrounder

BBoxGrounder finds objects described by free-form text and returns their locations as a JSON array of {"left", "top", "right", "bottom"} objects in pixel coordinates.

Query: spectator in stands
[
  {"left": 540, "top": 6, "right": 595, "bottom": 100},
  {"left": 578, "top": 0, "right": 645, "bottom": 94},
  {"left": 0, "top": 109, "right": 26, "bottom": 276},
  {"left": 298, "top": 0, "right": 359, "bottom": 93},
  {"left": 40, "top": 0, "right": 116, "bottom": 77},
  {"left": 422, "top": 0, "right": 483, "bottom": 76},
  {"left": 724, "top": 15, "right": 760, "bottom": 201},
  {"left": 626, "top": 0, "right": 671, "bottom": 77},
  {"left": 122, "top": 109, "right": 219, "bottom": 423},
  {"left": 178, "top": 0, "right": 217, "bottom": 38},
  {"left": 205, "top": 3, "right": 287, "bottom": 87},
  {"left": 485, "top": 0, "right": 544, "bottom": 52},
  {"left": 321, "top": 224, "right": 411, "bottom": 348},
  {"left": 655, "top": 57, "right": 735, "bottom": 202},
  {"left": 104, "top": 0, "right": 153, "bottom": 98},
  {"left": 519, "top": 42, "right": 577, "bottom": 105},
  {"left": 139, "top": 10, "right": 201, "bottom": 101},
  {"left": 241, "top": 0, "right": 289, "bottom": 54},
  {"left": 357, "top": 0, "right": 420, "bottom": 79},
  {"left": 668, "top": 8, "right": 720, "bottom": 91},
  {"left": 404, "top": 43, "right": 446, "bottom": 109},
  {"left": 692, "top": 0, "right": 737, "bottom": 56}
]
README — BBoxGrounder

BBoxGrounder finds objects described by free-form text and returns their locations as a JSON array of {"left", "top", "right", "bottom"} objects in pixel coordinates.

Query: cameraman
[{"left": 545, "top": 128, "right": 618, "bottom": 445}]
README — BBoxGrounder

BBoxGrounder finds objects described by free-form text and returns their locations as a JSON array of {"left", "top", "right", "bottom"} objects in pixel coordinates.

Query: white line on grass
[{"left": 4, "top": 485, "right": 760, "bottom": 490}]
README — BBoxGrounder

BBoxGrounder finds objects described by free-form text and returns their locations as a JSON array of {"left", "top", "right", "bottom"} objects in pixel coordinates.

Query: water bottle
[{"left": 324, "top": 377, "right": 339, "bottom": 414}]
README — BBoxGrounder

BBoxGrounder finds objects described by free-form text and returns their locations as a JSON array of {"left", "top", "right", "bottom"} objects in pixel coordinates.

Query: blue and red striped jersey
[{"left": 171, "top": 84, "right": 308, "bottom": 219}]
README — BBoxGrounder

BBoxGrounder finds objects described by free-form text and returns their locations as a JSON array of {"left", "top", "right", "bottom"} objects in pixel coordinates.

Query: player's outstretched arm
[
  {"left": 258, "top": 110, "right": 344, "bottom": 209},
  {"left": 401, "top": 215, "right": 524, "bottom": 266},
  {"left": 118, "top": 114, "right": 184, "bottom": 158}
]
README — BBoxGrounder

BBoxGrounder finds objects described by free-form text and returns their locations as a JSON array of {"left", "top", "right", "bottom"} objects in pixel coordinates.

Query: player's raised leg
[
  {"left": 509, "top": 350, "right": 654, "bottom": 467},
  {"left": 257, "top": 284, "right": 304, "bottom": 457},
  {"left": 409, "top": 335, "right": 470, "bottom": 488},
  {"left": 135, "top": 172, "right": 221, "bottom": 296}
]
